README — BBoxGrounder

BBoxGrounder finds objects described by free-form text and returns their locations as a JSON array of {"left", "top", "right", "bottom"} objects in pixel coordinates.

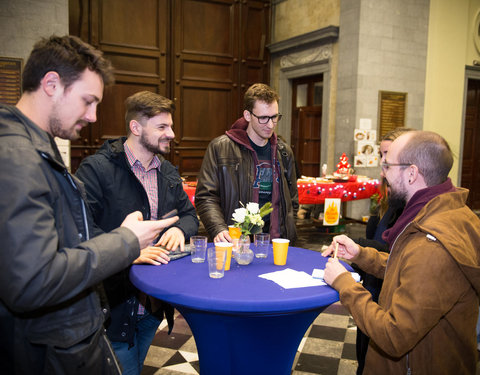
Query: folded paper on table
[
  {"left": 311, "top": 268, "right": 361, "bottom": 282},
  {"left": 258, "top": 268, "right": 327, "bottom": 289}
]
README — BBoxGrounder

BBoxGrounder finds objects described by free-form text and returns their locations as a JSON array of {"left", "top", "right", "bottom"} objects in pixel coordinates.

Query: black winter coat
[
  {"left": 0, "top": 104, "right": 139, "bottom": 374},
  {"left": 76, "top": 138, "right": 199, "bottom": 345}
]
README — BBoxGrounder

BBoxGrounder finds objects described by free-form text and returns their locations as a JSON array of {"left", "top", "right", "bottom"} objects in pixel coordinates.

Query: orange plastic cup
[
  {"left": 272, "top": 238, "right": 290, "bottom": 266},
  {"left": 215, "top": 242, "right": 234, "bottom": 270},
  {"left": 228, "top": 225, "right": 241, "bottom": 240}
]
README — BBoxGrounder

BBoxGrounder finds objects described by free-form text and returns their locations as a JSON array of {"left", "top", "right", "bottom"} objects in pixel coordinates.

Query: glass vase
[{"left": 234, "top": 234, "right": 254, "bottom": 265}]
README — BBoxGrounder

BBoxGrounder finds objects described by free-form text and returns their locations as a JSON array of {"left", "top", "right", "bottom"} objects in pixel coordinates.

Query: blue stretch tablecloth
[{"left": 130, "top": 246, "right": 352, "bottom": 375}]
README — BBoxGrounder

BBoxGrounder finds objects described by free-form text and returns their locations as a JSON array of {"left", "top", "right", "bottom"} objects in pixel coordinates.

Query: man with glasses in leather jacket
[{"left": 195, "top": 83, "right": 298, "bottom": 243}]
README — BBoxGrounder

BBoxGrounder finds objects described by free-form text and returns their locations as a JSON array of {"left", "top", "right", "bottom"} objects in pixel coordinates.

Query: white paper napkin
[
  {"left": 258, "top": 268, "right": 327, "bottom": 289},
  {"left": 312, "top": 268, "right": 361, "bottom": 282}
]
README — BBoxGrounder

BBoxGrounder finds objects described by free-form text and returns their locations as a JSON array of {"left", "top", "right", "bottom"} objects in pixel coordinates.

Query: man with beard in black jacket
[{"left": 76, "top": 91, "right": 198, "bottom": 375}]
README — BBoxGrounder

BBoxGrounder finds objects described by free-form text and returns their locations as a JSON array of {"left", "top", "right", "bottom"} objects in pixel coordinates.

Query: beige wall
[
  {"left": 424, "top": 0, "right": 480, "bottom": 184},
  {"left": 273, "top": 0, "right": 340, "bottom": 42},
  {"left": 270, "top": 0, "right": 340, "bottom": 170}
]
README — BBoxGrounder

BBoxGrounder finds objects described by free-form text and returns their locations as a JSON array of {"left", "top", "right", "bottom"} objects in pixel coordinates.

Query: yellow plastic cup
[
  {"left": 215, "top": 242, "right": 234, "bottom": 271},
  {"left": 272, "top": 238, "right": 290, "bottom": 266},
  {"left": 228, "top": 225, "right": 242, "bottom": 240}
]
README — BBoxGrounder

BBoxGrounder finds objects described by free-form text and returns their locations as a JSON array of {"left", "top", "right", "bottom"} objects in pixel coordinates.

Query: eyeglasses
[
  {"left": 380, "top": 161, "right": 412, "bottom": 171},
  {"left": 249, "top": 111, "right": 282, "bottom": 124}
]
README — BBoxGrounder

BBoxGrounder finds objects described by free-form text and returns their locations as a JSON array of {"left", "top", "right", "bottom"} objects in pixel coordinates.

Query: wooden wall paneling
[
  {"left": 69, "top": 0, "right": 170, "bottom": 172},
  {"left": 69, "top": 0, "right": 270, "bottom": 175},
  {"left": 239, "top": 0, "right": 270, "bottom": 95},
  {"left": 172, "top": 0, "right": 238, "bottom": 177}
]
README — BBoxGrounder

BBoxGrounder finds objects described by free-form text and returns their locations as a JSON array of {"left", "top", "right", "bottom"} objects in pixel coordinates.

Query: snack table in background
[
  {"left": 182, "top": 181, "right": 196, "bottom": 206},
  {"left": 297, "top": 176, "right": 380, "bottom": 204}
]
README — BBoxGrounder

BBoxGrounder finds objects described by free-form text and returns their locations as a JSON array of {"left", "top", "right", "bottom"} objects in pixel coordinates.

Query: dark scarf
[{"left": 382, "top": 178, "right": 456, "bottom": 248}]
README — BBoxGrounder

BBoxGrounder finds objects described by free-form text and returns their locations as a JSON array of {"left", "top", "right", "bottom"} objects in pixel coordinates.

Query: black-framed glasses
[
  {"left": 249, "top": 111, "right": 282, "bottom": 124},
  {"left": 380, "top": 161, "right": 412, "bottom": 171}
]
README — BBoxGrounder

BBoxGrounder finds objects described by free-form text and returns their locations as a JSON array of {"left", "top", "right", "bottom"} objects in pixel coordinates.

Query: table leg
[{"left": 176, "top": 306, "right": 328, "bottom": 375}]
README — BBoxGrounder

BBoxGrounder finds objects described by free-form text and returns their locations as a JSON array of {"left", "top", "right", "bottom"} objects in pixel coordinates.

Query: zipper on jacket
[
  {"left": 65, "top": 172, "right": 90, "bottom": 241},
  {"left": 388, "top": 227, "right": 413, "bottom": 375},
  {"left": 39, "top": 151, "right": 90, "bottom": 241},
  {"left": 406, "top": 352, "right": 411, "bottom": 375}
]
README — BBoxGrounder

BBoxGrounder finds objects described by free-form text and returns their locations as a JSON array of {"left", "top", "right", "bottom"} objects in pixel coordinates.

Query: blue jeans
[{"left": 111, "top": 312, "right": 161, "bottom": 375}]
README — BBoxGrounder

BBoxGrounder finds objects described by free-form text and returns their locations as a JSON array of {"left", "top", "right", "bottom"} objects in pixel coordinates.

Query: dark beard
[
  {"left": 49, "top": 116, "right": 83, "bottom": 141},
  {"left": 139, "top": 133, "right": 169, "bottom": 155},
  {"left": 388, "top": 189, "right": 407, "bottom": 209}
]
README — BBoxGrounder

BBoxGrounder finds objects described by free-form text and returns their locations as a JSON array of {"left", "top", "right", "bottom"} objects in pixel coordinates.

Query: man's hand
[
  {"left": 214, "top": 230, "right": 231, "bottom": 243},
  {"left": 323, "top": 258, "right": 349, "bottom": 285},
  {"left": 133, "top": 246, "right": 170, "bottom": 265},
  {"left": 321, "top": 234, "right": 360, "bottom": 260},
  {"left": 156, "top": 227, "right": 185, "bottom": 252},
  {"left": 121, "top": 211, "right": 179, "bottom": 250}
]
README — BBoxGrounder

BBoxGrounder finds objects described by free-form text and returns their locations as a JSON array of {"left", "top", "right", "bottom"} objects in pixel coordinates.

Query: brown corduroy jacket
[{"left": 333, "top": 188, "right": 480, "bottom": 374}]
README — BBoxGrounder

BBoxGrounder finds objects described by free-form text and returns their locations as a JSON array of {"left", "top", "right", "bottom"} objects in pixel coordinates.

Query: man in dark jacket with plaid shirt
[{"left": 76, "top": 91, "right": 198, "bottom": 375}]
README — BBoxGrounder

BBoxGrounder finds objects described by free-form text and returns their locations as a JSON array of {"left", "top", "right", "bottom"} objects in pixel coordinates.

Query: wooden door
[
  {"left": 290, "top": 75, "right": 323, "bottom": 177},
  {"left": 171, "top": 0, "right": 238, "bottom": 179},
  {"left": 69, "top": 0, "right": 169, "bottom": 172},
  {"left": 238, "top": 0, "right": 270, "bottom": 107},
  {"left": 172, "top": 0, "right": 270, "bottom": 178},
  {"left": 462, "top": 78, "right": 480, "bottom": 210}
]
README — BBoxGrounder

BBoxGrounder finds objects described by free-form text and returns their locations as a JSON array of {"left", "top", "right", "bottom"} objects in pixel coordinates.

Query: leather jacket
[{"left": 195, "top": 117, "right": 298, "bottom": 242}]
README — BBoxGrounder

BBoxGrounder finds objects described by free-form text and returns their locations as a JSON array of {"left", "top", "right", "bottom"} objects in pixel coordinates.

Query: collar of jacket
[
  {"left": 383, "top": 178, "right": 456, "bottom": 247},
  {"left": 98, "top": 136, "right": 166, "bottom": 167},
  {"left": 96, "top": 137, "right": 185, "bottom": 188},
  {"left": 225, "top": 116, "right": 278, "bottom": 150},
  {"left": 0, "top": 104, "right": 66, "bottom": 170}
]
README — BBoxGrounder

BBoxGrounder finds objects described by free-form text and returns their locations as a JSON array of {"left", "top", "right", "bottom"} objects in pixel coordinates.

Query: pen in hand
[{"left": 334, "top": 241, "right": 339, "bottom": 259}]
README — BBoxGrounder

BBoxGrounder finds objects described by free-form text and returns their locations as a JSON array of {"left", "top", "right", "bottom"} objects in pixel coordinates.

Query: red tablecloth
[
  {"left": 183, "top": 182, "right": 196, "bottom": 206},
  {"left": 297, "top": 178, "right": 380, "bottom": 204},
  {"left": 183, "top": 178, "right": 380, "bottom": 207}
]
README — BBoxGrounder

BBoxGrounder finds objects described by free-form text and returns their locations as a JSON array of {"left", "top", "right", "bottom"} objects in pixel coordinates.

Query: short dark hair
[
  {"left": 243, "top": 83, "right": 279, "bottom": 112},
  {"left": 398, "top": 131, "right": 453, "bottom": 186},
  {"left": 22, "top": 35, "right": 115, "bottom": 92},
  {"left": 125, "top": 91, "right": 175, "bottom": 134}
]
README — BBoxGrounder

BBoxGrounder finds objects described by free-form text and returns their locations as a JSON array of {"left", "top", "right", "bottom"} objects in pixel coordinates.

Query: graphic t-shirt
[{"left": 250, "top": 139, "right": 272, "bottom": 228}]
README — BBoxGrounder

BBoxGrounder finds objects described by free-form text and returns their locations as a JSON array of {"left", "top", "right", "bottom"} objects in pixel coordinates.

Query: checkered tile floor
[{"left": 140, "top": 302, "right": 358, "bottom": 375}]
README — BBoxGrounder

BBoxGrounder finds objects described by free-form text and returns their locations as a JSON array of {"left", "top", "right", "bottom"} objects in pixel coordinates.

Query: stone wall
[
  {"left": 0, "top": 0, "right": 70, "bottom": 167},
  {"left": 335, "top": 0, "right": 429, "bottom": 218}
]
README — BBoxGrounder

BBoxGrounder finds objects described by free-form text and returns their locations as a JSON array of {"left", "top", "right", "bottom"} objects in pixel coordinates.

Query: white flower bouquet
[{"left": 231, "top": 202, "right": 273, "bottom": 235}]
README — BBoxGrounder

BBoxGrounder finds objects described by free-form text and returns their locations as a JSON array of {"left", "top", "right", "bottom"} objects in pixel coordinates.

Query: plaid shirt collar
[{"left": 124, "top": 140, "right": 161, "bottom": 171}]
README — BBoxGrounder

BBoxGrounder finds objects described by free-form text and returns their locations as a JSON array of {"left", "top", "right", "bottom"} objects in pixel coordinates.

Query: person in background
[
  {"left": 195, "top": 83, "right": 298, "bottom": 243},
  {"left": 76, "top": 91, "right": 198, "bottom": 375},
  {"left": 0, "top": 35, "right": 178, "bottom": 374},
  {"left": 323, "top": 130, "right": 480, "bottom": 374},
  {"left": 354, "top": 127, "right": 413, "bottom": 374}
]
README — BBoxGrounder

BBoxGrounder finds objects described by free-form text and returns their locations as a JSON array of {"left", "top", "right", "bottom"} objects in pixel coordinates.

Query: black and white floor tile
[{"left": 140, "top": 302, "right": 358, "bottom": 375}]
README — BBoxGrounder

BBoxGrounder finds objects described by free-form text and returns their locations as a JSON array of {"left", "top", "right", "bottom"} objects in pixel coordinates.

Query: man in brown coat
[{"left": 323, "top": 130, "right": 480, "bottom": 374}]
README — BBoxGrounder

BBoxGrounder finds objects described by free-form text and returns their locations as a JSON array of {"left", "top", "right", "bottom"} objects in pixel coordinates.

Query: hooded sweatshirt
[{"left": 226, "top": 117, "right": 283, "bottom": 238}]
